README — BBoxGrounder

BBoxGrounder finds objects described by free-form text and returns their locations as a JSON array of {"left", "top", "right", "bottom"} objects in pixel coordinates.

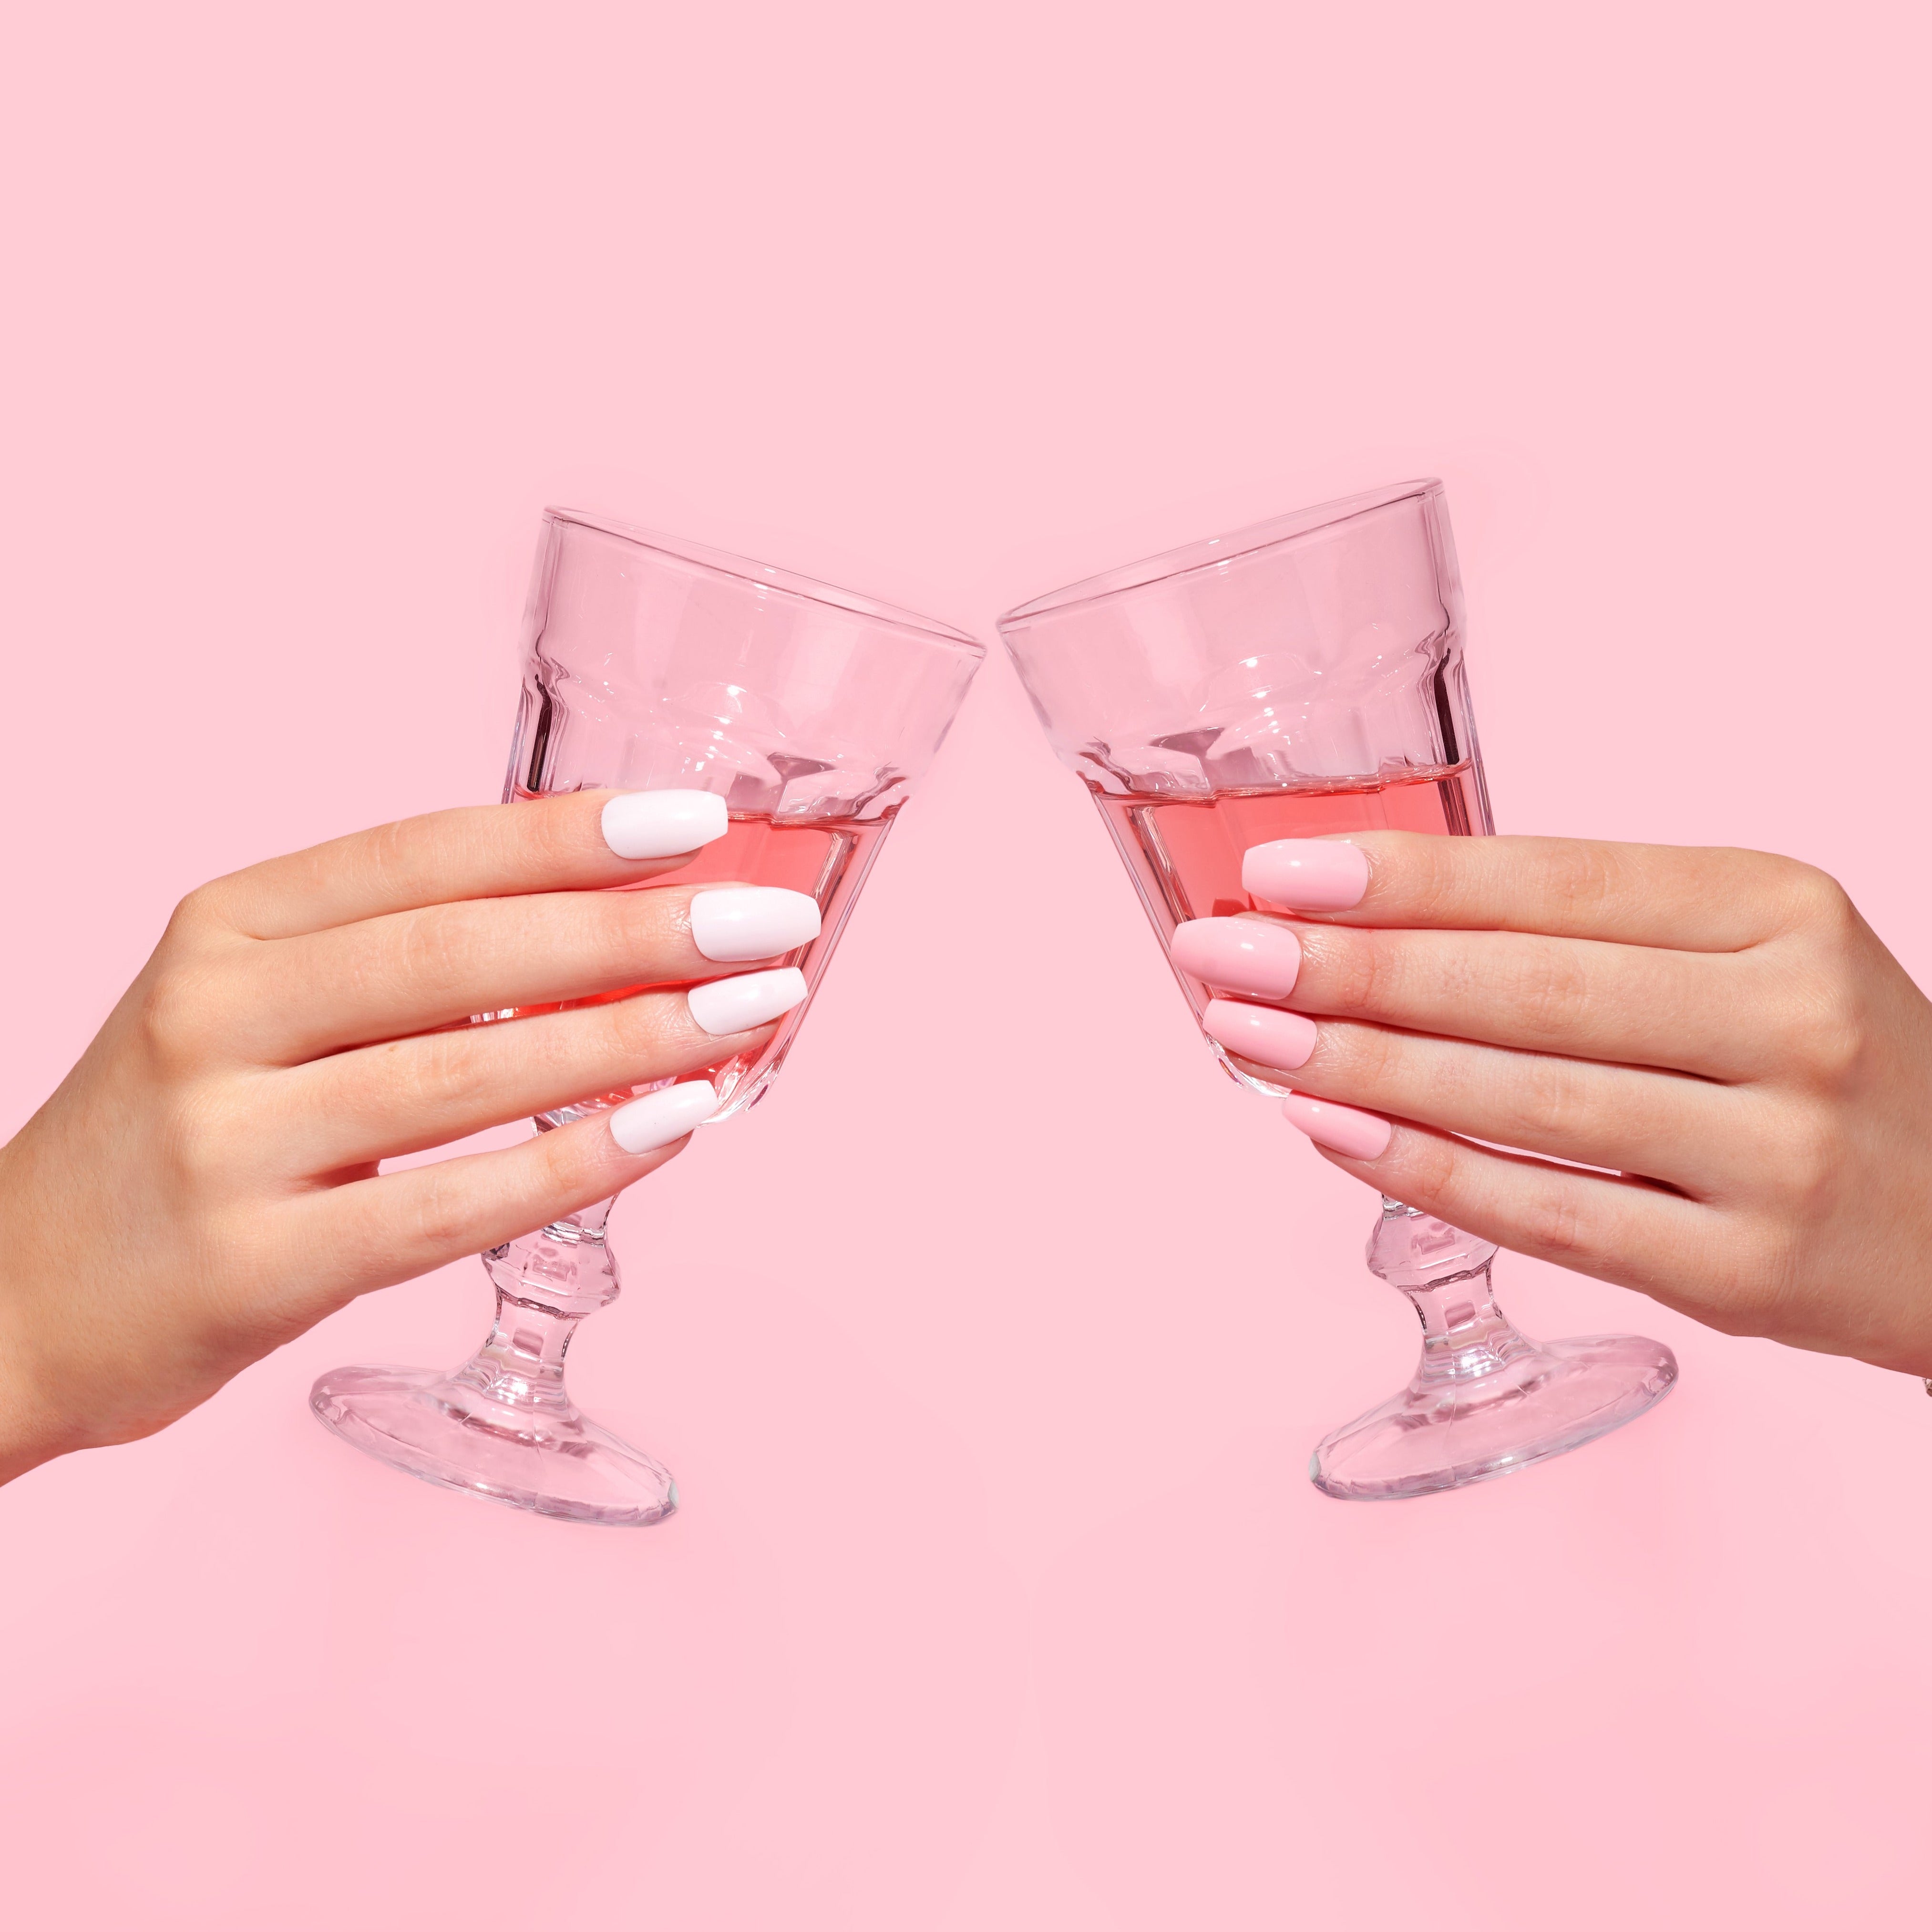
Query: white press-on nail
[
  {"left": 609, "top": 1079, "right": 718, "bottom": 1153},
  {"left": 688, "top": 886, "right": 822, "bottom": 962},
  {"left": 686, "top": 966, "right": 809, "bottom": 1037},
  {"left": 601, "top": 790, "right": 730, "bottom": 860}
]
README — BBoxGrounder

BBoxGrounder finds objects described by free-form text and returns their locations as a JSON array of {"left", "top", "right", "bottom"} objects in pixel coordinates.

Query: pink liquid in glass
[
  {"left": 503, "top": 798, "right": 896, "bottom": 1113},
  {"left": 1090, "top": 761, "right": 1483, "bottom": 1045}
]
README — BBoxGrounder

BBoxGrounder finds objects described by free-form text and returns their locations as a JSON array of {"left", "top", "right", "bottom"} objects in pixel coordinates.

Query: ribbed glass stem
[
  {"left": 1368, "top": 1197, "right": 1537, "bottom": 1384},
  {"left": 446, "top": 1199, "right": 622, "bottom": 1414}
]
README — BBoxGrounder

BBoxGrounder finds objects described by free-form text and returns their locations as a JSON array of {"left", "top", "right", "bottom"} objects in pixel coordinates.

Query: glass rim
[
  {"left": 545, "top": 506, "right": 987, "bottom": 658},
  {"left": 995, "top": 478, "right": 1444, "bottom": 631}
]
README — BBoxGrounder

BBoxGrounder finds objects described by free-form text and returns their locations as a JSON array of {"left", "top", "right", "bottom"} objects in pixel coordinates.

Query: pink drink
[
  {"left": 315, "top": 508, "right": 982, "bottom": 1524},
  {"left": 1090, "top": 761, "right": 1482, "bottom": 1039},
  {"left": 504, "top": 797, "right": 896, "bottom": 1112},
  {"left": 1001, "top": 485, "right": 1676, "bottom": 1497}
]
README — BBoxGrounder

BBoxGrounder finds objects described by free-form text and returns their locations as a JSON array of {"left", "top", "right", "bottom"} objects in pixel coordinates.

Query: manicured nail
[
  {"left": 688, "top": 886, "right": 822, "bottom": 962},
  {"left": 1172, "top": 917, "right": 1302, "bottom": 998},
  {"left": 602, "top": 790, "right": 730, "bottom": 859},
  {"left": 1242, "top": 840, "right": 1370, "bottom": 912},
  {"left": 686, "top": 966, "right": 809, "bottom": 1036},
  {"left": 1281, "top": 1093, "right": 1392, "bottom": 1160},
  {"left": 610, "top": 1079, "right": 718, "bottom": 1152},
  {"left": 1203, "top": 997, "right": 1318, "bottom": 1072}
]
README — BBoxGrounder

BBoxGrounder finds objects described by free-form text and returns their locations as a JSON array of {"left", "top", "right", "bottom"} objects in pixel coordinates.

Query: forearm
[{"left": 0, "top": 1296, "right": 73, "bottom": 1487}]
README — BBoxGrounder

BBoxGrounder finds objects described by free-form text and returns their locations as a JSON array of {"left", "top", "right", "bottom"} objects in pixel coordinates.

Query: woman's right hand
[
  {"left": 0, "top": 791, "right": 821, "bottom": 1484},
  {"left": 1178, "top": 831, "right": 1932, "bottom": 1376}
]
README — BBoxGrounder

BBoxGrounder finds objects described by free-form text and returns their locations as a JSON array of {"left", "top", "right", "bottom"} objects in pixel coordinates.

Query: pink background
[{"left": 3, "top": 3, "right": 1930, "bottom": 1926}]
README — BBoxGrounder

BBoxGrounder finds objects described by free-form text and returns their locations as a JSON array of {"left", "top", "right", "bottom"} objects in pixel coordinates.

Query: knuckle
[
  {"left": 1541, "top": 841, "right": 1624, "bottom": 923},
  {"left": 605, "top": 992, "right": 679, "bottom": 1060},
  {"left": 1402, "top": 841, "right": 1463, "bottom": 926},
  {"left": 1339, "top": 1022, "right": 1407, "bottom": 1091},
  {"left": 392, "top": 907, "right": 458, "bottom": 983},
  {"left": 1401, "top": 1131, "right": 1461, "bottom": 1205},
  {"left": 1760, "top": 966, "right": 1869, "bottom": 1089},
  {"left": 165, "top": 882, "right": 228, "bottom": 938},
  {"left": 1316, "top": 930, "right": 1397, "bottom": 1016},
  {"left": 1767, "top": 859, "right": 1860, "bottom": 945},
  {"left": 1516, "top": 1058, "right": 1595, "bottom": 1145},
  {"left": 612, "top": 884, "right": 683, "bottom": 957},
  {"left": 1796, "top": 989, "right": 1868, "bottom": 1086},
  {"left": 1764, "top": 1106, "right": 1843, "bottom": 1217},
  {"left": 364, "top": 814, "right": 413, "bottom": 887},
  {"left": 1520, "top": 1184, "right": 1594, "bottom": 1264},
  {"left": 1506, "top": 943, "right": 1593, "bottom": 1042},
  {"left": 534, "top": 795, "right": 599, "bottom": 871},
  {"left": 154, "top": 1083, "right": 248, "bottom": 1191},
  {"left": 408, "top": 1168, "right": 477, "bottom": 1252},
  {"left": 391, "top": 904, "right": 488, "bottom": 1000},
  {"left": 134, "top": 963, "right": 226, "bottom": 1066},
  {"left": 402, "top": 1030, "right": 489, "bottom": 1114}
]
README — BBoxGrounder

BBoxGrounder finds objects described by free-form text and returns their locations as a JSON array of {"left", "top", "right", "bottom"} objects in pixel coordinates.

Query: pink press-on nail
[
  {"left": 1203, "top": 997, "right": 1318, "bottom": 1072},
  {"left": 1242, "top": 839, "right": 1370, "bottom": 912},
  {"left": 1172, "top": 917, "right": 1302, "bottom": 998},
  {"left": 1280, "top": 1093, "right": 1392, "bottom": 1160}
]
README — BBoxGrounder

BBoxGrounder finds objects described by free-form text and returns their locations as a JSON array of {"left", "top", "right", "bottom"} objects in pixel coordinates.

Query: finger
[
  {"left": 1281, "top": 1109, "right": 1723, "bottom": 1316},
  {"left": 197, "top": 790, "right": 730, "bottom": 940},
  {"left": 270, "top": 1084, "right": 718, "bottom": 1321},
  {"left": 277, "top": 970, "right": 803, "bottom": 1168},
  {"left": 1243, "top": 831, "right": 1828, "bottom": 951},
  {"left": 1205, "top": 1001, "right": 1749, "bottom": 1193},
  {"left": 1243, "top": 920, "right": 1763, "bottom": 1080},
  {"left": 237, "top": 880, "right": 820, "bottom": 1061}
]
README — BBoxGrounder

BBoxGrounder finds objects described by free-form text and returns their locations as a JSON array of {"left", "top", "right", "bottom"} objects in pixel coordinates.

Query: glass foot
[
  {"left": 310, "top": 1363, "right": 678, "bottom": 1527},
  {"left": 1309, "top": 1331, "right": 1677, "bottom": 1500}
]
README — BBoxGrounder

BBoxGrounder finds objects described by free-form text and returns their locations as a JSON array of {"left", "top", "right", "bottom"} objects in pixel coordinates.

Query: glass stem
[
  {"left": 447, "top": 1197, "right": 622, "bottom": 1416},
  {"left": 1367, "top": 1197, "right": 1536, "bottom": 1384}
]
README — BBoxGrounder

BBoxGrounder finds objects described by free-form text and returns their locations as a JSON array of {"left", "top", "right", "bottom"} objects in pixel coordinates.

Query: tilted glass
[
  {"left": 998, "top": 482, "right": 1676, "bottom": 1500},
  {"left": 1001, "top": 480, "right": 1490, "bottom": 1097},
  {"left": 311, "top": 513, "right": 984, "bottom": 1524},
  {"left": 504, "top": 509, "right": 983, "bottom": 1119}
]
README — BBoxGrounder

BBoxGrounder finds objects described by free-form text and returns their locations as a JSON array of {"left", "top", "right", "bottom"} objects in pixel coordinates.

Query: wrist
[
  {"left": 0, "top": 1192, "right": 81, "bottom": 1484},
  {"left": 0, "top": 1296, "right": 79, "bottom": 1483}
]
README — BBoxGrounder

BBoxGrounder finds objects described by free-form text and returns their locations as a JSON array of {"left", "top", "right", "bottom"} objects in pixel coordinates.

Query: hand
[
  {"left": 1172, "top": 833, "right": 1932, "bottom": 1376},
  {"left": 0, "top": 791, "right": 821, "bottom": 1482}
]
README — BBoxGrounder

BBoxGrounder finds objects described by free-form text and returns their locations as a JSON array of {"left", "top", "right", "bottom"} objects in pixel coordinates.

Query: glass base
[
  {"left": 1309, "top": 1332, "right": 1677, "bottom": 1501},
  {"left": 309, "top": 1363, "right": 678, "bottom": 1527}
]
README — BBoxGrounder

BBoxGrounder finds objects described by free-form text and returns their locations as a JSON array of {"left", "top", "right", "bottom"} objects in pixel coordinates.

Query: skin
[
  {"left": 5, "top": 815, "right": 1928, "bottom": 1486},
  {"left": 1233, "top": 832, "right": 1932, "bottom": 1376},
  {"left": 0, "top": 791, "right": 795, "bottom": 1485}
]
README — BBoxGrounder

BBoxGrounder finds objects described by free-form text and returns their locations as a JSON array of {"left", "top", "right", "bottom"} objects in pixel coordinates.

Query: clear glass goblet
[
  {"left": 997, "top": 480, "right": 1676, "bottom": 1500},
  {"left": 312, "top": 509, "right": 984, "bottom": 1524}
]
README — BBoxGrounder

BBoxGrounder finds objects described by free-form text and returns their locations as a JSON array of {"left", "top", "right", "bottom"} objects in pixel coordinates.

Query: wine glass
[
  {"left": 312, "top": 509, "right": 984, "bottom": 1524},
  {"left": 996, "top": 480, "right": 1676, "bottom": 1500}
]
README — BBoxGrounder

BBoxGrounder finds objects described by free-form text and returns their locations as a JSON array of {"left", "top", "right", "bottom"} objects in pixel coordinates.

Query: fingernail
[
  {"left": 1281, "top": 1093, "right": 1392, "bottom": 1160},
  {"left": 1203, "top": 997, "right": 1318, "bottom": 1072},
  {"left": 1172, "top": 917, "right": 1302, "bottom": 998},
  {"left": 686, "top": 966, "right": 809, "bottom": 1036},
  {"left": 610, "top": 1079, "right": 718, "bottom": 1153},
  {"left": 602, "top": 790, "right": 730, "bottom": 860},
  {"left": 1242, "top": 840, "right": 1370, "bottom": 911},
  {"left": 688, "top": 886, "right": 822, "bottom": 962}
]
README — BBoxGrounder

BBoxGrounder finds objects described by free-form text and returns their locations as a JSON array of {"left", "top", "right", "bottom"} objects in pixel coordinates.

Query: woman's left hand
[{"left": 1172, "top": 832, "right": 1932, "bottom": 1375}]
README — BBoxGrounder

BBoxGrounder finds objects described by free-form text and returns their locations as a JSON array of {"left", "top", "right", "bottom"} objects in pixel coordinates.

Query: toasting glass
[
  {"left": 997, "top": 481, "right": 1675, "bottom": 1499},
  {"left": 312, "top": 510, "right": 984, "bottom": 1524}
]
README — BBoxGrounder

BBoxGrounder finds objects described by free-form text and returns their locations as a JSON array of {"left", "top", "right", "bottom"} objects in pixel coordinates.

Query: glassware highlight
[
  {"left": 997, "top": 480, "right": 1675, "bottom": 1500},
  {"left": 312, "top": 510, "right": 984, "bottom": 1524}
]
